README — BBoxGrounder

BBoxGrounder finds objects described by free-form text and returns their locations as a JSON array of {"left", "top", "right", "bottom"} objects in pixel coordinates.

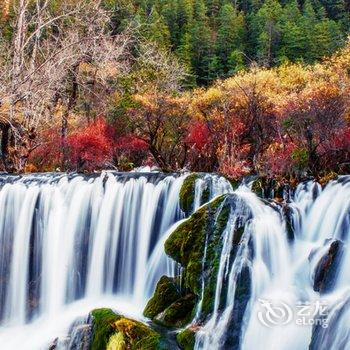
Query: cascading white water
[
  {"left": 0, "top": 171, "right": 231, "bottom": 350},
  {"left": 194, "top": 176, "right": 350, "bottom": 350},
  {"left": 1, "top": 171, "right": 349, "bottom": 350}
]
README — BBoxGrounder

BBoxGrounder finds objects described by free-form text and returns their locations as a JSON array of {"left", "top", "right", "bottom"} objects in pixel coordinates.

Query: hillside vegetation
[{"left": 0, "top": 0, "right": 349, "bottom": 178}]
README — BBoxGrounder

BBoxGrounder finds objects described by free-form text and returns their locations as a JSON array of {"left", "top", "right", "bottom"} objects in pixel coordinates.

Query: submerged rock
[
  {"left": 313, "top": 240, "right": 344, "bottom": 294},
  {"left": 222, "top": 265, "right": 251, "bottom": 350}
]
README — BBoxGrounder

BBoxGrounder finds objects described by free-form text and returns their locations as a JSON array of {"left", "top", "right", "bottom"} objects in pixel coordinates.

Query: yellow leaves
[
  {"left": 0, "top": 0, "right": 10, "bottom": 20},
  {"left": 276, "top": 63, "right": 310, "bottom": 92},
  {"left": 192, "top": 87, "right": 224, "bottom": 109}
]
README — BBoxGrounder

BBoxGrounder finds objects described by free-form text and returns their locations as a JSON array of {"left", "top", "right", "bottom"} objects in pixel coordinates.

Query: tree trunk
[
  {"left": 0, "top": 124, "right": 10, "bottom": 171},
  {"left": 61, "top": 63, "right": 79, "bottom": 169}
]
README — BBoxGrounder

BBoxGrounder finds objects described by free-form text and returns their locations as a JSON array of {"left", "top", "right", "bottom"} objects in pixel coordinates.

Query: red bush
[{"left": 67, "top": 119, "right": 114, "bottom": 171}]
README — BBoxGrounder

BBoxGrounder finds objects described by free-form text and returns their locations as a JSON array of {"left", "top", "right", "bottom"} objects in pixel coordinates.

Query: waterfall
[
  {"left": 0, "top": 171, "right": 232, "bottom": 350},
  {"left": 1, "top": 171, "right": 349, "bottom": 350},
  {"left": 194, "top": 176, "right": 350, "bottom": 350}
]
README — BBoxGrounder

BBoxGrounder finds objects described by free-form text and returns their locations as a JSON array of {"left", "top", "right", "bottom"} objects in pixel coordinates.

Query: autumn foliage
[
  {"left": 67, "top": 119, "right": 114, "bottom": 171},
  {"left": 27, "top": 42, "right": 350, "bottom": 179}
]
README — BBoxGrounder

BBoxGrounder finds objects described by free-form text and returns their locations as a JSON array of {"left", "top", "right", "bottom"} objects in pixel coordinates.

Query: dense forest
[
  {"left": 107, "top": 0, "right": 350, "bottom": 85},
  {"left": 0, "top": 0, "right": 349, "bottom": 179}
]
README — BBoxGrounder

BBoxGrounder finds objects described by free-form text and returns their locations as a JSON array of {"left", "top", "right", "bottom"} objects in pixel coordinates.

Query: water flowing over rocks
[{"left": 0, "top": 172, "right": 349, "bottom": 350}]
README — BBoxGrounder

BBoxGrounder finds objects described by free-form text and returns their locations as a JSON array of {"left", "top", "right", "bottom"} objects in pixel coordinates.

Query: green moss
[
  {"left": 229, "top": 179, "right": 240, "bottom": 191},
  {"left": 201, "top": 186, "right": 210, "bottom": 206},
  {"left": 176, "top": 328, "right": 195, "bottom": 350},
  {"left": 179, "top": 174, "right": 199, "bottom": 215},
  {"left": 149, "top": 194, "right": 251, "bottom": 328},
  {"left": 165, "top": 204, "right": 208, "bottom": 268},
  {"left": 154, "top": 294, "right": 197, "bottom": 328},
  {"left": 107, "top": 332, "right": 126, "bottom": 350},
  {"left": 114, "top": 317, "right": 165, "bottom": 350},
  {"left": 164, "top": 195, "right": 232, "bottom": 318},
  {"left": 251, "top": 178, "right": 264, "bottom": 197},
  {"left": 143, "top": 276, "right": 181, "bottom": 319},
  {"left": 91, "top": 309, "right": 167, "bottom": 350},
  {"left": 165, "top": 196, "right": 226, "bottom": 294},
  {"left": 91, "top": 308, "right": 122, "bottom": 350}
]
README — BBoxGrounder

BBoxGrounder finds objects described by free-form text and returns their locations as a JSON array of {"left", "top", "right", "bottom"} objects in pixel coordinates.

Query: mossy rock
[
  {"left": 91, "top": 308, "right": 122, "bottom": 350},
  {"left": 221, "top": 265, "right": 251, "bottom": 349},
  {"left": 114, "top": 317, "right": 166, "bottom": 350},
  {"left": 165, "top": 195, "right": 226, "bottom": 294},
  {"left": 152, "top": 193, "right": 252, "bottom": 330},
  {"left": 107, "top": 332, "right": 126, "bottom": 350},
  {"left": 179, "top": 174, "right": 199, "bottom": 215},
  {"left": 251, "top": 177, "right": 285, "bottom": 200},
  {"left": 154, "top": 294, "right": 197, "bottom": 328},
  {"left": 176, "top": 328, "right": 195, "bottom": 350},
  {"left": 143, "top": 276, "right": 181, "bottom": 319},
  {"left": 164, "top": 195, "right": 246, "bottom": 320},
  {"left": 229, "top": 179, "right": 240, "bottom": 191},
  {"left": 251, "top": 177, "right": 265, "bottom": 197},
  {"left": 91, "top": 309, "right": 166, "bottom": 350}
]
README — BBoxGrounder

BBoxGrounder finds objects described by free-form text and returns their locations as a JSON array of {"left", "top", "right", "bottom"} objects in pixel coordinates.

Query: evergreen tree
[
  {"left": 227, "top": 49, "right": 246, "bottom": 74},
  {"left": 145, "top": 7, "right": 172, "bottom": 49},
  {"left": 161, "top": 0, "right": 179, "bottom": 46},
  {"left": 177, "top": 0, "right": 193, "bottom": 38},
  {"left": 319, "top": 0, "right": 347, "bottom": 21},
  {"left": 110, "top": 0, "right": 350, "bottom": 85},
  {"left": 279, "top": 0, "right": 306, "bottom": 62},
  {"left": 313, "top": 19, "right": 344, "bottom": 59},
  {"left": 252, "top": 0, "right": 283, "bottom": 66},
  {"left": 176, "top": 32, "right": 197, "bottom": 87},
  {"left": 190, "top": 0, "right": 214, "bottom": 84},
  {"left": 216, "top": 4, "right": 246, "bottom": 75}
]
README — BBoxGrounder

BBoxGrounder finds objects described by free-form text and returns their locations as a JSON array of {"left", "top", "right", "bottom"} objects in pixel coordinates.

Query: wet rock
[
  {"left": 251, "top": 176, "right": 290, "bottom": 201},
  {"left": 283, "top": 204, "right": 295, "bottom": 241},
  {"left": 176, "top": 328, "right": 195, "bottom": 350},
  {"left": 309, "top": 297, "right": 350, "bottom": 350},
  {"left": 144, "top": 276, "right": 182, "bottom": 319},
  {"left": 164, "top": 194, "right": 234, "bottom": 321},
  {"left": 91, "top": 308, "right": 121, "bottom": 350},
  {"left": 154, "top": 294, "right": 197, "bottom": 328},
  {"left": 313, "top": 240, "right": 344, "bottom": 294},
  {"left": 90, "top": 308, "right": 167, "bottom": 350},
  {"left": 112, "top": 317, "right": 166, "bottom": 349},
  {"left": 222, "top": 265, "right": 251, "bottom": 350},
  {"left": 179, "top": 174, "right": 199, "bottom": 216}
]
